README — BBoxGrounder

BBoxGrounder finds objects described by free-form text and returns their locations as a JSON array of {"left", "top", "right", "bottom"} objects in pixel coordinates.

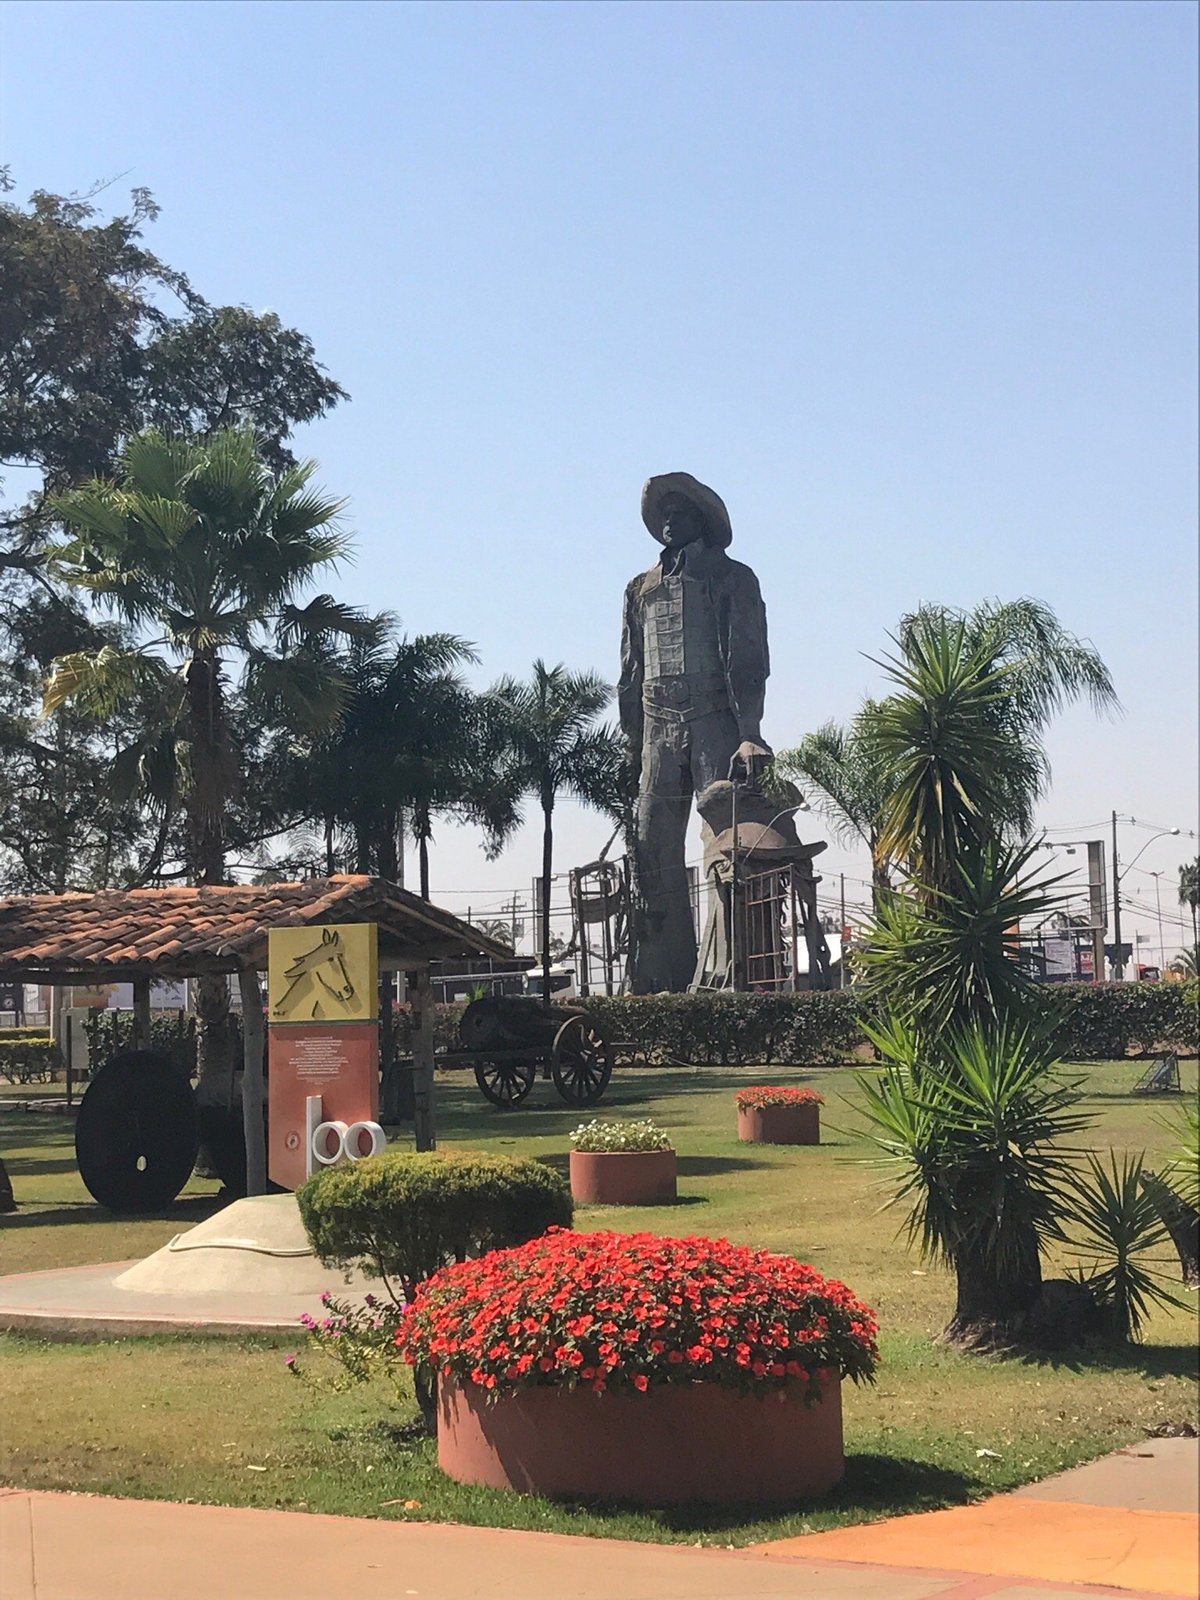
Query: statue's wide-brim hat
[{"left": 642, "top": 472, "right": 733, "bottom": 549}]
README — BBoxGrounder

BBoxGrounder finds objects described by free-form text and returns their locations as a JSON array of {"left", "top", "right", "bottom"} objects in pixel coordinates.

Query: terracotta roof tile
[{"left": 0, "top": 876, "right": 507, "bottom": 979}]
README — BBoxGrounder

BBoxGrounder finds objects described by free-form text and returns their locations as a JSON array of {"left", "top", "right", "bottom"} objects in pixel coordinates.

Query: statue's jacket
[{"left": 618, "top": 545, "right": 769, "bottom": 747}]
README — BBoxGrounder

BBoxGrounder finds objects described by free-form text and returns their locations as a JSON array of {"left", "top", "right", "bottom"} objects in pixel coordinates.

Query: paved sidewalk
[{"left": 4, "top": 1440, "right": 1198, "bottom": 1600}]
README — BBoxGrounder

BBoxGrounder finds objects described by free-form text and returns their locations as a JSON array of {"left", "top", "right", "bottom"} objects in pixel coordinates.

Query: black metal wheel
[
  {"left": 75, "top": 1050, "right": 199, "bottom": 1213},
  {"left": 473, "top": 1054, "right": 537, "bottom": 1108},
  {"left": 551, "top": 1016, "right": 612, "bottom": 1107}
]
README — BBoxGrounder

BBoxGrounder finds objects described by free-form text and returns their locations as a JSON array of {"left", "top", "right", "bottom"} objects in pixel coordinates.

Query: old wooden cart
[{"left": 431, "top": 996, "right": 613, "bottom": 1108}]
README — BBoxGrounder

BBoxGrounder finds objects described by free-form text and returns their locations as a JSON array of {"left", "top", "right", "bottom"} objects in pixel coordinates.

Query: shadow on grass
[
  {"left": 676, "top": 1154, "right": 764, "bottom": 1176},
  {"left": 1018, "top": 1341, "right": 1200, "bottom": 1381},
  {"left": 540, "top": 1452, "right": 979, "bottom": 1535},
  {"left": 0, "top": 1194, "right": 225, "bottom": 1231},
  {"left": 3, "top": 1153, "right": 78, "bottom": 1177}
]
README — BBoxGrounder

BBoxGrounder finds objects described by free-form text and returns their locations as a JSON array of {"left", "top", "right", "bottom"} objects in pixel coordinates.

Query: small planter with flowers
[
  {"left": 737, "top": 1085, "right": 824, "bottom": 1146},
  {"left": 568, "top": 1118, "right": 676, "bottom": 1205},
  {"left": 396, "top": 1228, "right": 878, "bottom": 1503}
]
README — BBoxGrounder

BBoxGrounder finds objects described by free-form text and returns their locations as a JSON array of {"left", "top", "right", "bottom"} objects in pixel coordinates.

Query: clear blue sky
[{"left": 2, "top": 0, "right": 1197, "bottom": 954}]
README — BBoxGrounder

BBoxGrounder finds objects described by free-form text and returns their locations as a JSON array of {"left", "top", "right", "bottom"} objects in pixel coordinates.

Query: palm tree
[
  {"left": 896, "top": 597, "right": 1119, "bottom": 836},
  {"left": 771, "top": 714, "right": 893, "bottom": 908},
  {"left": 45, "top": 427, "right": 361, "bottom": 1094},
  {"left": 1169, "top": 944, "right": 1198, "bottom": 979},
  {"left": 1178, "top": 859, "right": 1199, "bottom": 946},
  {"left": 489, "top": 661, "right": 615, "bottom": 1003},
  {"left": 299, "top": 622, "right": 520, "bottom": 897},
  {"left": 863, "top": 617, "right": 1035, "bottom": 892}
]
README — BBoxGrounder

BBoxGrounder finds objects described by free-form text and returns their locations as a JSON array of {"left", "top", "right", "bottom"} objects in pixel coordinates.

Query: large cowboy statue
[{"left": 619, "top": 472, "right": 775, "bottom": 993}]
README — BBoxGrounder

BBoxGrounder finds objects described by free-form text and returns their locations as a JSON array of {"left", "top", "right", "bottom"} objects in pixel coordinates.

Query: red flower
[
  {"left": 735, "top": 1085, "right": 824, "bottom": 1110},
  {"left": 394, "top": 1229, "right": 878, "bottom": 1401}
]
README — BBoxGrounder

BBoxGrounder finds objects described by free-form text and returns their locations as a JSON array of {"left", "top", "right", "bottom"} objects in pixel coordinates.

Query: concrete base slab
[
  {"left": 0, "top": 1259, "right": 351, "bottom": 1337},
  {"left": 112, "top": 1194, "right": 372, "bottom": 1298},
  {"left": 0, "top": 1194, "right": 372, "bottom": 1336}
]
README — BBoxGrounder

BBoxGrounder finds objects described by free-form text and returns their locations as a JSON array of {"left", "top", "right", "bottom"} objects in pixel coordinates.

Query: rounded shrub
[{"left": 297, "top": 1149, "right": 573, "bottom": 1303}]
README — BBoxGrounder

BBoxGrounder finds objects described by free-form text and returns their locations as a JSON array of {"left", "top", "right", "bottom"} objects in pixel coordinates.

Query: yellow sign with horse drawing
[{"left": 267, "top": 923, "right": 379, "bottom": 1024}]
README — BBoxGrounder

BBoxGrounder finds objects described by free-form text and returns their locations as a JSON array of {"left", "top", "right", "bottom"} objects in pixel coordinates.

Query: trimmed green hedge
[
  {"left": 580, "top": 990, "right": 864, "bottom": 1066},
  {"left": 1052, "top": 981, "right": 1198, "bottom": 1061},
  {"left": 297, "top": 1149, "right": 573, "bottom": 1302},
  {"left": 0, "top": 1036, "right": 63, "bottom": 1084},
  {"left": 577, "top": 982, "right": 1198, "bottom": 1066}
]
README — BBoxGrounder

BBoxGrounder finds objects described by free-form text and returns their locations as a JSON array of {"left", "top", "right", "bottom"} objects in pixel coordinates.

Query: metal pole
[
  {"left": 839, "top": 873, "right": 847, "bottom": 989},
  {"left": 729, "top": 778, "right": 740, "bottom": 991},
  {"left": 1152, "top": 872, "right": 1165, "bottom": 972},
  {"left": 789, "top": 873, "right": 800, "bottom": 992},
  {"left": 237, "top": 966, "right": 267, "bottom": 1195},
  {"left": 1111, "top": 810, "right": 1124, "bottom": 981},
  {"left": 132, "top": 977, "right": 152, "bottom": 1050},
  {"left": 411, "top": 966, "right": 436, "bottom": 1151},
  {"left": 65, "top": 1013, "right": 74, "bottom": 1107}
]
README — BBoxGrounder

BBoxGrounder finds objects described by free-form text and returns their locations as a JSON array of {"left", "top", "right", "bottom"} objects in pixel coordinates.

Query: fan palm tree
[
  {"left": 299, "top": 622, "right": 520, "bottom": 897},
  {"left": 488, "top": 661, "right": 616, "bottom": 1003},
  {"left": 44, "top": 427, "right": 362, "bottom": 1097},
  {"left": 1169, "top": 944, "right": 1198, "bottom": 979}
]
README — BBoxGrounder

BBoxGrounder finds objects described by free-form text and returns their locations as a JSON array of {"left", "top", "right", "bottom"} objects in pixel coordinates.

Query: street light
[{"left": 1111, "top": 814, "right": 1180, "bottom": 980}]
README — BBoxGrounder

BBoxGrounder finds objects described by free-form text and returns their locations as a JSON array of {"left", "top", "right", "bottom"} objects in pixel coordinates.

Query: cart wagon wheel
[
  {"left": 473, "top": 1054, "right": 538, "bottom": 1108},
  {"left": 551, "top": 1016, "right": 612, "bottom": 1107},
  {"left": 75, "top": 1049, "right": 199, "bottom": 1213}
]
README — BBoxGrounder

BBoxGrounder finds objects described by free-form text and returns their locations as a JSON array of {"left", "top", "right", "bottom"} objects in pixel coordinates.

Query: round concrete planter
[
  {"left": 437, "top": 1370, "right": 844, "bottom": 1503},
  {"left": 738, "top": 1102, "right": 820, "bottom": 1145},
  {"left": 569, "top": 1147, "right": 677, "bottom": 1205}
]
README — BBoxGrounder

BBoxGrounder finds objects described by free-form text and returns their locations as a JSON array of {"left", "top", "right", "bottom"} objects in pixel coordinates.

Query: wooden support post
[
  {"left": 237, "top": 966, "right": 267, "bottom": 1195},
  {"left": 132, "top": 977, "right": 152, "bottom": 1051},
  {"left": 411, "top": 966, "right": 436, "bottom": 1152}
]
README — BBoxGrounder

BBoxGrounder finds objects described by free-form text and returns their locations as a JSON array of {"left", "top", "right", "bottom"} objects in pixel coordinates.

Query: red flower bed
[
  {"left": 395, "top": 1228, "right": 878, "bottom": 1398},
  {"left": 735, "top": 1085, "right": 825, "bottom": 1111}
]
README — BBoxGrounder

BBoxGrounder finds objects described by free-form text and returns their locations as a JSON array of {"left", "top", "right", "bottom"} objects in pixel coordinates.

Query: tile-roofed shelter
[
  {"left": 0, "top": 876, "right": 510, "bottom": 1185},
  {"left": 0, "top": 875, "right": 509, "bottom": 982}
]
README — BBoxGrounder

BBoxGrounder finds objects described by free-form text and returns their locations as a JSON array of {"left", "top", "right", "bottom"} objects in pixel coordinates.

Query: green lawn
[{"left": 1, "top": 1059, "right": 1197, "bottom": 1545}]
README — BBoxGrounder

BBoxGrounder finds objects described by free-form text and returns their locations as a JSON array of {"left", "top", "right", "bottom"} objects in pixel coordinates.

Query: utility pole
[{"left": 1111, "top": 810, "right": 1124, "bottom": 981}]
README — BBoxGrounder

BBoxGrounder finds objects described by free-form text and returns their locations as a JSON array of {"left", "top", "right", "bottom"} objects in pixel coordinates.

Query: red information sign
[{"left": 268, "top": 1022, "right": 380, "bottom": 1191}]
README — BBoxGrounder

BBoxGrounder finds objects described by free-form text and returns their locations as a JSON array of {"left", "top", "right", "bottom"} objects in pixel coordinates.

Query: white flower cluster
[{"left": 569, "top": 1117, "right": 674, "bottom": 1154}]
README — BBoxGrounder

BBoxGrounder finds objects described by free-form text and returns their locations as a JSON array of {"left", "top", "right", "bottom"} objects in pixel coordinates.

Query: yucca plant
[
  {"left": 859, "top": 1013, "right": 1091, "bottom": 1345},
  {"left": 1064, "top": 1152, "right": 1183, "bottom": 1341},
  {"left": 855, "top": 837, "right": 1070, "bottom": 1036}
]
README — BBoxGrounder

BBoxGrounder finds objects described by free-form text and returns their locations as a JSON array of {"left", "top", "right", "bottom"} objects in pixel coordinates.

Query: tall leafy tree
[
  {"left": 44, "top": 427, "right": 362, "bottom": 1086},
  {"left": 0, "top": 173, "right": 348, "bottom": 886},
  {"left": 0, "top": 174, "right": 345, "bottom": 564},
  {"left": 489, "top": 662, "right": 617, "bottom": 1002}
]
